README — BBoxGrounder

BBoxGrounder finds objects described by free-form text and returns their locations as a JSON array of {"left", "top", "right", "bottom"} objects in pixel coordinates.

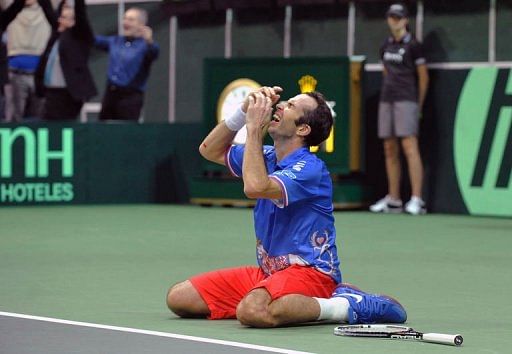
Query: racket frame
[{"left": 333, "top": 324, "right": 463, "bottom": 346}]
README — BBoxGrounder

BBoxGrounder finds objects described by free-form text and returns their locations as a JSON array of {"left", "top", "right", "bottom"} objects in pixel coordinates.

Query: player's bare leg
[
  {"left": 383, "top": 138, "right": 401, "bottom": 199},
  {"left": 401, "top": 136, "right": 423, "bottom": 198},
  {"left": 236, "top": 288, "right": 322, "bottom": 328},
  {"left": 166, "top": 280, "right": 210, "bottom": 317}
]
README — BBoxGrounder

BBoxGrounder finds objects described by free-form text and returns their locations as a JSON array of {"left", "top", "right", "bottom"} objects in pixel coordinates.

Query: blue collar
[{"left": 276, "top": 147, "right": 310, "bottom": 169}]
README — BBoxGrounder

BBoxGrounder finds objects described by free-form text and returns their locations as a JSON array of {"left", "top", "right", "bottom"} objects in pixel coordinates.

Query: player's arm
[
  {"left": 416, "top": 64, "right": 429, "bottom": 109},
  {"left": 198, "top": 122, "right": 237, "bottom": 166},
  {"left": 94, "top": 35, "right": 111, "bottom": 51},
  {"left": 242, "top": 93, "right": 282, "bottom": 200},
  {"left": 1, "top": 0, "right": 27, "bottom": 31},
  {"left": 412, "top": 41, "right": 429, "bottom": 109},
  {"left": 199, "top": 86, "right": 283, "bottom": 166}
]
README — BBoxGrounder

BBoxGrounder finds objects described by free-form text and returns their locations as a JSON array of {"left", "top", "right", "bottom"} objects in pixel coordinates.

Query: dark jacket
[
  {"left": 35, "top": 0, "right": 97, "bottom": 101},
  {"left": 0, "top": 0, "right": 26, "bottom": 86}
]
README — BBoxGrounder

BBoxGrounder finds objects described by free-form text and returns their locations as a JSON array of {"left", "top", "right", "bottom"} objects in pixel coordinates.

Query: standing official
[{"left": 370, "top": 3, "right": 429, "bottom": 215}]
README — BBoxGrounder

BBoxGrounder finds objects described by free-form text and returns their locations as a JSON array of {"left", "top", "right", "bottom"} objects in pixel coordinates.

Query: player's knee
[
  {"left": 166, "top": 284, "right": 181, "bottom": 313},
  {"left": 166, "top": 281, "right": 192, "bottom": 316},
  {"left": 236, "top": 301, "right": 277, "bottom": 328},
  {"left": 166, "top": 280, "right": 210, "bottom": 318}
]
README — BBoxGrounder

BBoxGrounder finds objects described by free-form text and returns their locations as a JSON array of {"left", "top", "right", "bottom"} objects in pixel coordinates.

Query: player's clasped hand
[
  {"left": 261, "top": 86, "right": 283, "bottom": 106},
  {"left": 246, "top": 93, "right": 273, "bottom": 130},
  {"left": 242, "top": 86, "right": 282, "bottom": 113}
]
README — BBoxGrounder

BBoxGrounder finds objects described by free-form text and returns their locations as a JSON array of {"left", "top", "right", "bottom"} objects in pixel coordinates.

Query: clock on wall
[{"left": 217, "top": 78, "right": 261, "bottom": 144}]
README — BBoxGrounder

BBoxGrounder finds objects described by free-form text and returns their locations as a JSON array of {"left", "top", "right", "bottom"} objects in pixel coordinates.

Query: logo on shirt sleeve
[
  {"left": 274, "top": 170, "right": 297, "bottom": 179},
  {"left": 292, "top": 161, "right": 307, "bottom": 171}
]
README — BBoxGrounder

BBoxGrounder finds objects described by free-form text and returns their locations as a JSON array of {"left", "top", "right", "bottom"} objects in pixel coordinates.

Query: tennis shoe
[
  {"left": 332, "top": 284, "right": 407, "bottom": 324},
  {"left": 369, "top": 195, "right": 403, "bottom": 213},
  {"left": 405, "top": 196, "right": 426, "bottom": 215}
]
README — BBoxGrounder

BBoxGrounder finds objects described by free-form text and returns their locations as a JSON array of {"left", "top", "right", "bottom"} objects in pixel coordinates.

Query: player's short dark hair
[{"left": 295, "top": 92, "right": 333, "bottom": 147}]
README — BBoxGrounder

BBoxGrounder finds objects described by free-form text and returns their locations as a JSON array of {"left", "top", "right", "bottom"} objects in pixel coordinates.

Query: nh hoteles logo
[
  {"left": 455, "top": 67, "right": 512, "bottom": 217},
  {"left": 0, "top": 127, "right": 74, "bottom": 203}
]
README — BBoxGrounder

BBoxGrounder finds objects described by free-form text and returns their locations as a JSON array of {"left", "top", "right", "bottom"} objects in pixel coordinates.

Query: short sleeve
[
  {"left": 411, "top": 40, "right": 426, "bottom": 66},
  {"left": 225, "top": 145, "right": 244, "bottom": 177},
  {"left": 379, "top": 39, "right": 387, "bottom": 61},
  {"left": 226, "top": 145, "right": 275, "bottom": 178},
  {"left": 269, "top": 159, "right": 320, "bottom": 208},
  {"left": 94, "top": 35, "right": 111, "bottom": 51}
]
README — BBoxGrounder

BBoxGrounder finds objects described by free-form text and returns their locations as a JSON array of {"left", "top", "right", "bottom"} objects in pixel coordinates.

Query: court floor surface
[{"left": 0, "top": 205, "right": 510, "bottom": 353}]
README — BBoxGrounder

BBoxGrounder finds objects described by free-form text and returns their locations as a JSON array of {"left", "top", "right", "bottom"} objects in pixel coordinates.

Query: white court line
[{"left": 0, "top": 311, "right": 313, "bottom": 354}]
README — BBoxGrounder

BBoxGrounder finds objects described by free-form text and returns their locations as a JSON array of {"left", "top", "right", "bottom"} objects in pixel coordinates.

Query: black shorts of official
[
  {"left": 99, "top": 84, "right": 143, "bottom": 121},
  {"left": 43, "top": 87, "right": 83, "bottom": 120}
]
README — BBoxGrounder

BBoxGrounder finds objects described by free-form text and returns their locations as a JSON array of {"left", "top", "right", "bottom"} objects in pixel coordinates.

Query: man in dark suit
[{"left": 35, "top": 0, "right": 97, "bottom": 120}]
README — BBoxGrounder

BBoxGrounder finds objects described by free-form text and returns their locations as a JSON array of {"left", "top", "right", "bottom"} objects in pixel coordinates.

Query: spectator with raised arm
[
  {"left": 4, "top": 0, "right": 53, "bottom": 121},
  {"left": 94, "top": 7, "right": 159, "bottom": 121},
  {"left": 35, "top": 0, "right": 97, "bottom": 120},
  {"left": 0, "top": 0, "right": 26, "bottom": 120}
]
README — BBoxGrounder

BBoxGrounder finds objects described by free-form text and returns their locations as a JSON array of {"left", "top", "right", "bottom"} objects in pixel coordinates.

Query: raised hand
[
  {"left": 245, "top": 92, "right": 273, "bottom": 132},
  {"left": 140, "top": 26, "right": 153, "bottom": 43},
  {"left": 242, "top": 86, "right": 282, "bottom": 113}
]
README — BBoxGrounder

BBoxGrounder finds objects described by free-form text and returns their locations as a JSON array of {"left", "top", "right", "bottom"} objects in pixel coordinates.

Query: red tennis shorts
[{"left": 189, "top": 264, "right": 337, "bottom": 320}]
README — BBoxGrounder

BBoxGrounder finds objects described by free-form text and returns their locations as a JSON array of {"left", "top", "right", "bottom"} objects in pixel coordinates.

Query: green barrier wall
[
  {"left": 1, "top": 67, "right": 510, "bottom": 217},
  {"left": 0, "top": 123, "right": 202, "bottom": 205}
]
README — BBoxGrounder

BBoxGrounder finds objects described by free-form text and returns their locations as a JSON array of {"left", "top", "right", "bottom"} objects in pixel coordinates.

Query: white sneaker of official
[
  {"left": 369, "top": 195, "right": 403, "bottom": 213},
  {"left": 404, "top": 196, "right": 427, "bottom": 215}
]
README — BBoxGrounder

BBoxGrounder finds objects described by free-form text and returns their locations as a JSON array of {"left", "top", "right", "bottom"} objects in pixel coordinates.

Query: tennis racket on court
[{"left": 334, "top": 324, "right": 463, "bottom": 346}]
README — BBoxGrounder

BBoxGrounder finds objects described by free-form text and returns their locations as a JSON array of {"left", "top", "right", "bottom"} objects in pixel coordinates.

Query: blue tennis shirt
[{"left": 226, "top": 145, "right": 341, "bottom": 283}]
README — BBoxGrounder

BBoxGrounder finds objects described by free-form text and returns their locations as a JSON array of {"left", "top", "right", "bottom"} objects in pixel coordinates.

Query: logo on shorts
[{"left": 454, "top": 67, "right": 512, "bottom": 216}]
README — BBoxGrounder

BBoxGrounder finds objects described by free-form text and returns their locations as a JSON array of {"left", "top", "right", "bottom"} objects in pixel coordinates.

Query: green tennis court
[{"left": 0, "top": 205, "right": 511, "bottom": 353}]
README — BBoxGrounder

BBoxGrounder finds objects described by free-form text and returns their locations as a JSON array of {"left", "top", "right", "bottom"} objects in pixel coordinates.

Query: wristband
[{"left": 224, "top": 107, "right": 246, "bottom": 131}]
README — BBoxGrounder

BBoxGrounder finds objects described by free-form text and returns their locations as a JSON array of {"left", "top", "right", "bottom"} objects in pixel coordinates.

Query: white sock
[
  {"left": 314, "top": 297, "right": 350, "bottom": 322},
  {"left": 387, "top": 195, "right": 402, "bottom": 203}
]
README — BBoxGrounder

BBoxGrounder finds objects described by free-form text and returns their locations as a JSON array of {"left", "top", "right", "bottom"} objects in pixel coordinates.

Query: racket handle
[{"left": 422, "top": 333, "right": 463, "bottom": 346}]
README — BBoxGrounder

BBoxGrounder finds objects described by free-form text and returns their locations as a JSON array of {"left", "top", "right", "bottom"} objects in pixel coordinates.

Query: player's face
[
  {"left": 123, "top": 9, "right": 143, "bottom": 37},
  {"left": 268, "top": 94, "right": 317, "bottom": 140},
  {"left": 387, "top": 15, "right": 408, "bottom": 32}
]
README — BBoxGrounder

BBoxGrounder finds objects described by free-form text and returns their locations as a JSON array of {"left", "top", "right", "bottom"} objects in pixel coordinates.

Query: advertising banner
[{"left": 0, "top": 123, "right": 199, "bottom": 206}]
